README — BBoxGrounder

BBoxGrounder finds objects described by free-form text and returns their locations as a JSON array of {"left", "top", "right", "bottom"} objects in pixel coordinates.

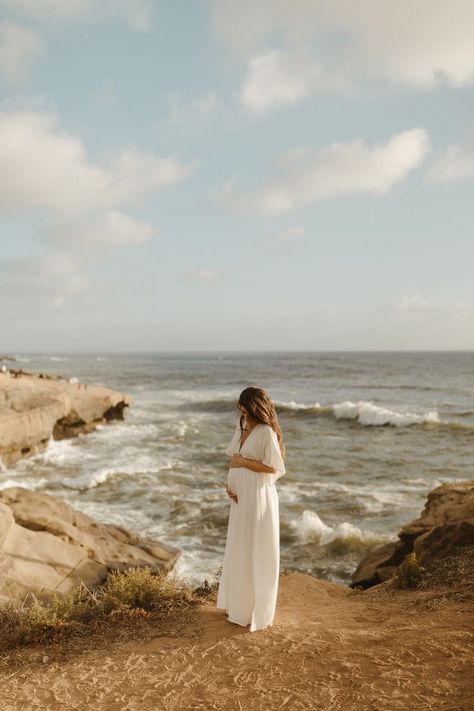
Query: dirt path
[{"left": 0, "top": 572, "right": 472, "bottom": 710}]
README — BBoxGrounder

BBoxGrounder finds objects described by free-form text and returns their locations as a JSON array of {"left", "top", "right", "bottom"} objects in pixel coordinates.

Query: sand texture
[{"left": 1, "top": 570, "right": 472, "bottom": 711}]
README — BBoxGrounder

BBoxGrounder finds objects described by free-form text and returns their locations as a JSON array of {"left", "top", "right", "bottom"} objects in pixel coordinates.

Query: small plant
[
  {"left": 193, "top": 566, "right": 222, "bottom": 598},
  {"left": 349, "top": 585, "right": 365, "bottom": 594},
  {"left": 99, "top": 566, "right": 196, "bottom": 615},
  {"left": 0, "top": 566, "right": 199, "bottom": 651},
  {"left": 396, "top": 552, "right": 424, "bottom": 589}
]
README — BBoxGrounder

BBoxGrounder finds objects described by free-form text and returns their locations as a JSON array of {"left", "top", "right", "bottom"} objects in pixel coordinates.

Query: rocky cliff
[
  {"left": 0, "top": 486, "right": 181, "bottom": 604},
  {"left": 0, "top": 369, "right": 131, "bottom": 468},
  {"left": 352, "top": 480, "right": 474, "bottom": 588}
]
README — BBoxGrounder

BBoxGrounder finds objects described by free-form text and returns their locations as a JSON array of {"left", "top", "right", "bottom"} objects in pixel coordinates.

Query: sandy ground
[{"left": 0, "top": 571, "right": 472, "bottom": 711}]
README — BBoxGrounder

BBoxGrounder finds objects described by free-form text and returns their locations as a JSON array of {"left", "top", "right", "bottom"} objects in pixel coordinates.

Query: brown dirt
[{"left": 0, "top": 567, "right": 472, "bottom": 711}]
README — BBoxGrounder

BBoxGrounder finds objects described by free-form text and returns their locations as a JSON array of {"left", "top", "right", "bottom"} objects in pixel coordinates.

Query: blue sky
[{"left": 0, "top": 0, "right": 473, "bottom": 351}]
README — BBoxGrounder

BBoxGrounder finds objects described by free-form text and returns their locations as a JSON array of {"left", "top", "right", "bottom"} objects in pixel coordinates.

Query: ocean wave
[
  {"left": 184, "top": 394, "right": 474, "bottom": 429},
  {"left": 274, "top": 398, "right": 447, "bottom": 428},
  {"left": 332, "top": 400, "right": 440, "bottom": 427},
  {"left": 289, "top": 510, "right": 390, "bottom": 550},
  {"left": 93, "top": 422, "right": 160, "bottom": 440},
  {"left": 44, "top": 356, "right": 70, "bottom": 361},
  {"left": 41, "top": 439, "right": 96, "bottom": 466},
  {"left": 274, "top": 399, "right": 324, "bottom": 414},
  {"left": 68, "top": 461, "right": 178, "bottom": 491},
  {"left": 0, "top": 476, "right": 48, "bottom": 491}
]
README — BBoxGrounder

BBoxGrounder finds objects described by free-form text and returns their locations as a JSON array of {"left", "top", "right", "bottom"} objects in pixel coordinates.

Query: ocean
[{"left": 2, "top": 351, "right": 473, "bottom": 586}]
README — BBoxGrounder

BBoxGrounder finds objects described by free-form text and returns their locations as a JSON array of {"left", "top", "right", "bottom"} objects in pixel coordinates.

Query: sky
[{"left": 0, "top": 0, "right": 473, "bottom": 352}]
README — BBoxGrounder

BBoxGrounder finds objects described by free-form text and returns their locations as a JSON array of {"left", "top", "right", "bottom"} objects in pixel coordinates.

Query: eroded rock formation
[
  {"left": 352, "top": 481, "right": 474, "bottom": 588},
  {"left": 0, "top": 370, "right": 131, "bottom": 467},
  {"left": 0, "top": 487, "right": 181, "bottom": 604}
]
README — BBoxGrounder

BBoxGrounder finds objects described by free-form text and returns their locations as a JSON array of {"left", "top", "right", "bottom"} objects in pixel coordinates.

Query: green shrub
[
  {"left": 0, "top": 566, "right": 199, "bottom": 651},
  {"left": 99, "top": 566, "right": 196, "bottom": 614}
]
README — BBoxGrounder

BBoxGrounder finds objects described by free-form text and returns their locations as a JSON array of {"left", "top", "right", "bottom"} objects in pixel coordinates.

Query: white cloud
[
  {"left": 0, "top": 110, "right": 194, "bottom": 215},
  {"left": 0, "top": 109, "right": 193, "bottom": 315},
  {"left": 0, "top": 249, "right": 89, "bottom": 314},
  {"left": 0, "top": 0, "right": 95, "bottom": 21},
  {"left": 107, "top": 0, "right": 153, "bottom": 32},
  {"left": 0, "top": 0, "right": 153, "bottom": 31},
  {"left": 0, "top": 0, "right": 153, "bottom": 82},
  {"left": 426, "top": 142, "right": 474, "bottom": 183},
  {"left": 240, "top": 50, "right": 321, "bottom": 113},
  {"left": 180, "top": 268, "right": 217, "bottom": 281},
  {"left": 388, "top": 294, "right": 434, "bottom": 313},
  {"left": 218, "top": 128, "right": 430, "bottom": 215},
  {"left": 46, "top": 211, "right": 156, "bottom": 249},
  {"left": 275, "top": 225, "right": 306, "bottom": 241},
  {"left": 0, "top": 21, "right": 44, "bottom": 85},
  {"left": 383, "top": 294, "right": 473, "bottom": 337},
  {"left": 210, "top": 0, "right": 474, "bottom": 108},
  {"left": 165, "top": 92, "right": 220, "bottom": 127}
]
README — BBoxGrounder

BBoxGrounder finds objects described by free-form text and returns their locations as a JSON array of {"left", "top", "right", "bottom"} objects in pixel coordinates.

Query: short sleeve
[
  {"left": 261, "top": 425, "right": 286, "bottom": 483},
  {"left": 224, "top": 421, "right": 241, "bottom": 456}
]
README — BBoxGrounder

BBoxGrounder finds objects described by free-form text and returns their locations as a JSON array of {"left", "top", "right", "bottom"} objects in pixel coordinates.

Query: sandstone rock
[
  {"left": 0, "top": 370, "right": 131, "bottom": 467},
  {"left": 351, "top": 540, "right": 410, "bottom": 588},
  {"left": 352, "top": 481, "right": 474, "bottom": 588},
  {"left": 0, "top": 487, "right": 181, "bottom": 604}
]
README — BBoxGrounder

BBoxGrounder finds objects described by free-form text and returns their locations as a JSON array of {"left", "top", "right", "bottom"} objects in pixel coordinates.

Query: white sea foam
[
  {"left": 169, "top": 545, "right": 221, "bottom": 586},
  {"left": 41, "top": 439, "right": 94, "bottom": 466},
  {"left": 45, "top": 356, "right": 70, "bottom": 361},
  {"left": 275, "top": 399, "right": 322, "bottom": 411},
  {"left": 0, "top": 478, "right": 26, "bottom": 490},
  {"left": 290, "top": 510, "right": 390, "bottom": 547},
  {"left": 0, "top": 477, "right": 48, "bottom": 491},
  {"left": 93, "top": 422, "right": 160, "bottom": 440},
  {"left": 67, "top": 458, "right": 180, "bottom": 491},
  {"left": 332, "top": 400, "right": 440, "bottom": 427}
]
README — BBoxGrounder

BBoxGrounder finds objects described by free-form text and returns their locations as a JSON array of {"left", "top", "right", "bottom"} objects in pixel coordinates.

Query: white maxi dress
[{"left": 216, "top": 421, "right": 286, "bottom": 631}]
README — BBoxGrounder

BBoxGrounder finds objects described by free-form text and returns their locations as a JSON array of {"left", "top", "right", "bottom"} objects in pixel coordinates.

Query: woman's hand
[
  {"left": 229, "top": 453, "right": 246, "bottom": 468},
  {"left": 226, "top": 485, "right": 238, "bottom": 503}
]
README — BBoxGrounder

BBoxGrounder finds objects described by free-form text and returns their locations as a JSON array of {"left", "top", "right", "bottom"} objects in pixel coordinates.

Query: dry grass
[
  {"left": 366, "top": 543, "right": 474, "bottom": 618},
  {"left": 418, "top": 543, "right": 474, "bottom": 603},
  {"left": 395, "top": 551, "right": 425, "bottom": 589},
  {"left": 0, "top": 566, "right": 208, "bottom": 652}
]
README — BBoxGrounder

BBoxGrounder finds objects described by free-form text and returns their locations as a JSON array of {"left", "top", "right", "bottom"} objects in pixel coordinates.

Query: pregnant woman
[{"left": 216, "top": 386, "right": 286, "bottom": 632}]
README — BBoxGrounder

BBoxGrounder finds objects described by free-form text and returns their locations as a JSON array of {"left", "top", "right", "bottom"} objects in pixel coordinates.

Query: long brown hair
[{"left": 237, "top": 386, "right": 286, "bottom": 459}]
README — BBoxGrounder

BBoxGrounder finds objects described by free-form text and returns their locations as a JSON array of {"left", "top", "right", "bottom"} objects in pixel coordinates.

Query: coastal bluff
[
  {"left": 0, "top": 486, "right": 181, "bottom": 604},
  {"left": 352, "top": 480, "right": 474, "bottom": 588},
  {"left": 0, "top": 368, "right": 131, "bottom": 468},
  {"left": 0, "top": 367, "right": 181, "bottom": 604}
]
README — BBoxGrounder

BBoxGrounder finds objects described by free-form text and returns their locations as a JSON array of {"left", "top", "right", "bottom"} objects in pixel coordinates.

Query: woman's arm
[{"left": 229, "top": 453, "right": 275, "bottom": 474}]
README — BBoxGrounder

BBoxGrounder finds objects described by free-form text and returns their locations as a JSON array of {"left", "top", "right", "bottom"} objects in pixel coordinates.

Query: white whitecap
[
  {"left": 289, "top": 510, "right": 390, "bottom": 547},
  {"left": 275, "top": 399, "right": 322, "bottom": 410},
  {"left": 332, "top": 400, "right": 440, "bottom": 427}
]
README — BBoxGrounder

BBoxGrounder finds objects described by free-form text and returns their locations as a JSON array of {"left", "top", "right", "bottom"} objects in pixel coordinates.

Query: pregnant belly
[
  {"left": 227, "top": 466, "right": 239, "bottom": 488},
  {"left": 228, "top": 466, "right": 265, "bottom": 491}
]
